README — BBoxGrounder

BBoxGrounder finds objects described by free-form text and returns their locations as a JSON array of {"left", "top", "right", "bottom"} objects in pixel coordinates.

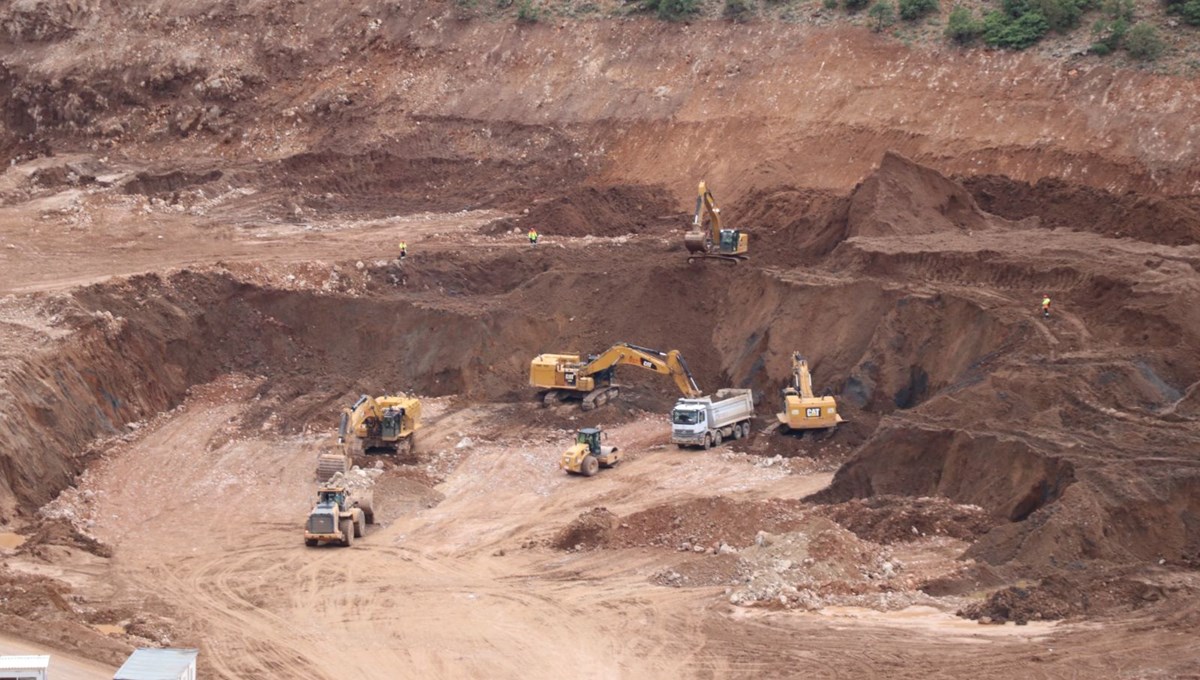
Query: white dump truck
[{"left": 670, "top": 388, "right": 755, "bottom": 449}]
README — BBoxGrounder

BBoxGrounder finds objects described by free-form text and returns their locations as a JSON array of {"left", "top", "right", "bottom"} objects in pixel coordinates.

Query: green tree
[
  {"left": 945, "top": 5, "right": 984, "bottom": 42},
  {"left": 982, "top": 10, "right": 1050, "bottom": 48},
  {"left": 1125, "top": 22, "right": 1165, "bottom": 60},
  {"left": 898, "top": 0, "right": 938, "bottom": 20},
  {"left": 1180, "top": 0, "right": 1200, "bottom": 25},
  {"left": 845, "top": 0, "right": 871, "bottom": 12},
  {"left": 869, "top": 0, "right": 897, "bottom": 28}
]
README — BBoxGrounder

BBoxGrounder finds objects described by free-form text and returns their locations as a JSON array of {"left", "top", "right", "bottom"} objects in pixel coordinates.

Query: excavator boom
[{"left": 530, "top": 342, "right": 702, "bottom": 409}]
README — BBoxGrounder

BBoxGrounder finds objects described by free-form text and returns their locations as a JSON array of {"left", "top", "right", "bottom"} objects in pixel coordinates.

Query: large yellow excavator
[
  {"left": 530, "top": 343, "right": 701, "bottom": 410},
  {"left": 685, "top": 180, "right": 749, "bottom": 264},
  {"left": 316, "top": 394, "right": 421, "bottom": 481},
  {"left": 776, "top": 352, "right": 843, "bottom": 435}
]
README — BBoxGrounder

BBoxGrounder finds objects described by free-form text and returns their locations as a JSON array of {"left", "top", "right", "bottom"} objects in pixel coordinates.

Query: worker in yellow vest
[
  {"left": 1041, "top": 295, "right": 1051, "bottom": 318},
  {"left": 399, "top": 241, "right": 408, "bottom": 260},
  {"left": 528, "top": 228, "right": 539, "bottom": 246}
]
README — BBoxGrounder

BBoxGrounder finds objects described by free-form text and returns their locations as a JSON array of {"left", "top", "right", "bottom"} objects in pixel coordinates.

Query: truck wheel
[
  {"left": 305, "top": 538, "right": 318, "bottom": 547},
  {"left": 742, "top": 422, "right": 752, "bottom": 438},
  {"left": 581, "top": 455, "right": 600, "bottom": 477},
  {"left": 355, "top": 516, "right": 364, "bottom": 538},
  {"left": 703, "top": 435, "right": 712, "bottom": 450},
  {"left": 732, "top": 423, "right": 742, "bottom": 440},
  {"left": 713, "top": 431, "right": 723, "bottom": 447},
  {"left": 340, "top": 519, "right": 354, "bottom": 547}
]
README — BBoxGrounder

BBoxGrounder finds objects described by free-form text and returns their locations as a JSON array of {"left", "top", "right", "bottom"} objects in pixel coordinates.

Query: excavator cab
[
  {"left": 719, "top": 229, "right": 741, "bottom": 253},
  {"left": 381, "top": 408, "right": 404, "bottom": 440}
]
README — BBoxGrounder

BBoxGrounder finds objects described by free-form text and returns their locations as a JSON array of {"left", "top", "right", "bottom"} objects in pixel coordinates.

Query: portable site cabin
[
  {"left": 0, "top": 656, "right": 49, "bottom": 680},
  {"left": 113, "top": 649, "right": 198, "bottom": 680}
]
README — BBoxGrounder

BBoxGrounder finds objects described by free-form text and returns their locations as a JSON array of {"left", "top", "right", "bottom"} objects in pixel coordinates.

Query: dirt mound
[
  {"left": 846, "top": 152, "right": 1030, "bottom": 239},
  {"left": 606, "top": 497, "right": 810, "bottom": 550},
  {"left": 962, "top": 174, "right": 1200, "bottom": 246},
  {"left": 959, "top": 571, "right": 1179, "bottom": 624},
  {"left": 480, "top": 184, "right": 684, "bottom": 238},
  {"left": 817, "top": 495, "right": 996, "bottom": 544},
  {"left": 552, "top": 507, "right": 617, "bottom": 551}
]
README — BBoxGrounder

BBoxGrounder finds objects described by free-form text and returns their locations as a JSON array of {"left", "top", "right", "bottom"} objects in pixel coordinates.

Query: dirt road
[{"left": 0, "top": 634, "right": 115, "bottom": 679}]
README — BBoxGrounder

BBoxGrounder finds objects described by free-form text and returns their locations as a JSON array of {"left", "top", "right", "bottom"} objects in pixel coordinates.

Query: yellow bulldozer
[
  {"left": 530, "top": 342, "right": 701, "bottom": 410},
  {"left": 316, "top": 394, "right": 421, "bottom": 482},
  {"left": 684, "top": 180, "right": 749, "bottom": 264},
  {"left": 776, "top": 352, "right": 843, "bottom": 436},
  {"left": 560, "top": 427, "right": 622, "bottom": 476}
]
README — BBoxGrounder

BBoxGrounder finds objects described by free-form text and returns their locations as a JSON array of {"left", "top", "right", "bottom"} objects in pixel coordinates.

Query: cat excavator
[
  {"left": 530, "top": 342, "right": 701, "bottom": 410},
  {"left": 316, "top": 394, "right": 421, "bottom": 482},
  {"left": 776, "top": 351, "right": 843, "bottom": 436},
  {"left": 685, "top": 180, "right": 749, "bottom": 264}
]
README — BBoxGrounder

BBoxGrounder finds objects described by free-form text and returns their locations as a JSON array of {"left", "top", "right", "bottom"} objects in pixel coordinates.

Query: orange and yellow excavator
[
  {"left": 530, "top": 343, "right": 701, "bottom": 410},
  {"left": 685, "top": 180, "right": 749, "bottom": 264}
]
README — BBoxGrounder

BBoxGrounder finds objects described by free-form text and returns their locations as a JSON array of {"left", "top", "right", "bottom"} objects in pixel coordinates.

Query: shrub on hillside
[
  {"left": 982, "top": 9, "right": 1050, "bottom": 48},
  {"left": 1031, "top": 0, "right": 1093, "bottom": 31},
  {"left": 1125, "top": 22, "right": 1165, "bottom": 60},
  {"left": 642, "top": 0, "right": 701, "bottom": 20},
  {"left": 725, "top": 0, "right": 755, "bottom": 21},
  {"left": 845, "top": 0, "right": 871, "bottom": 12},
  {"left": 945, "top": 5, "right": 984, "bottom": 41},
  {"left": 516, "top": 0, "right": 540, "bottom": 21},
  {"left": 1178, "top": 0, "right": 1200, "bottom": 24},
  {"left": 1089, "top": 16, "right": 1128, "bottom": 54},
  {"left": 869, "top": 0, "right": 897, "bottom": 28},
  {"left": 899, "top": 0, "right": 938, "bottom": 20}
]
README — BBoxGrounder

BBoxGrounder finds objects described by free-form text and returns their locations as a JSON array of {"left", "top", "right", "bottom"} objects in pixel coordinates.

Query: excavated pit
[{"left": 2, "top": 151, "right": 1199, "bottom": 596}]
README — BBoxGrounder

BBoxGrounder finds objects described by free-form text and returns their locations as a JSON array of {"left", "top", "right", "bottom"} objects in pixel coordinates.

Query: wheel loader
[
  {"left": 560, "top": 427, "right": 621, "bottom": 476},
  {"left": 316, "top": 393, "right": 422, "bottom": 482},
  {"left": 776, "top": 351, "right": 843, "bottom": 436},
  {"left": 303, "top": 486, "right": 374, "bottom": 547},
  {"left": 684, "top": 181, "right": 748, "bottom": 264}
]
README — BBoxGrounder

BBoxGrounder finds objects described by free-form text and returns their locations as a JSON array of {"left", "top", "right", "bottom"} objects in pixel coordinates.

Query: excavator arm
[
  {"left": 788, "top": 351, "right": 814, "bottom": 399},
  {"left": 338, "top": 395, "right": 382, "bottom": 443},
  {"left": 693, "top": 180, "right": 722, "bottom": 244},
  {"left": 581, "top": 343, "right": 702, "bottom": 398}
]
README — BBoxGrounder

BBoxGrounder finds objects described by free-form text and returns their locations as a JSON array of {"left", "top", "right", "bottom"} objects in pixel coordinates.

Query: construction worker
[
  {"left": 1041, "top": 295, "right": 1051, "bottom": 318},
  {"left": 398, "top": 241, "right": 407, "bottom": 260},
  {"left": 528, "top": 228, "right": 539, "bottom": 246}
]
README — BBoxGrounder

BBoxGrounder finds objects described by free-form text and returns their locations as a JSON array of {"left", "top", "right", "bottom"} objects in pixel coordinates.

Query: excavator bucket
[{"left": 316, "top": 451, "right": 350, "bottom": 483}]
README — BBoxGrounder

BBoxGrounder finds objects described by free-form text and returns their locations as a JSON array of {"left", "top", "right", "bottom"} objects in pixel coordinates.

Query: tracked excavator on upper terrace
[
  {"left": 685, "top": 180, "right": 749, "bottom": 264},
  {"left": 530, "top": 343, "right": 702, "bottom": 410},
  {"left": 315, "top": 394, "right": 421, "bottom": 482}
]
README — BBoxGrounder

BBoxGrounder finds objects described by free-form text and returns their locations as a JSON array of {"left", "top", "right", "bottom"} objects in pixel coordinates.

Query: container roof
[
  {"left": 0, "top": 656, "right": 50, "bottom": 670},
  {"left": 114, "top": 649, "right": 198, "bottom": 678}
]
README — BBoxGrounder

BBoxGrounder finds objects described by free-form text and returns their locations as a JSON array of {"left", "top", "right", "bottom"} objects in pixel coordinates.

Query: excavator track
[
  {"left": 687, "top": 254, "right": 747, "bottom": 265},
  {"left": 581, "top": 386, "right": 619, "bottom": 411}
]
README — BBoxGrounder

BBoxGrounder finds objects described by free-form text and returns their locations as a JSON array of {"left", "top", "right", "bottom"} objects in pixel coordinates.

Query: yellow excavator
[
  {"left": 776, "top": 352, "right": 843, "bottom": 435},
  {"left": 530, "top": 342, "right": 701, "bottom": 410},
  {"left": 685, "top": 180, "right": 748, "bottom": 264},
  {"left": 316, "top": 394, "right": 421, "bottom": 481}
]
